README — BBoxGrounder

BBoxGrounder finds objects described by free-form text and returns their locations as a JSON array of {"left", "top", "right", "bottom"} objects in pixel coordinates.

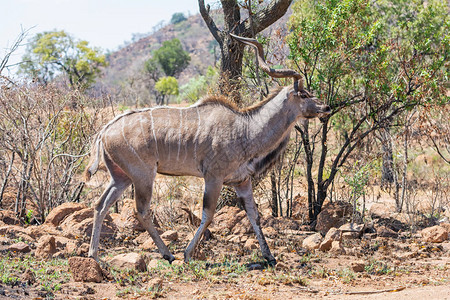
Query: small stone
[
  {"left": 161, "top": 230, "right": 178, "bottom": 241},
  {"left": 148, "top": 259, "right": 160, "bottom": 269},
  {"left": 35, "top": 235, "right": 57, "bottom": 259},
  {"left": 109, "top": 253, "right": 147, "bottom": 272},
  {"left": 20, "top": 269, "right": 35, "bottom": 285},
  {"left": 148, "top": 278, "right": 163, "bottom": 291},
  {"left": 139, "top": 239, "right": 155, "bottom": 250},
  {"left": 376, "top": 225, "right": 398, "bottom": 238},
  {"left": 8, "top": 242, "right": 31, "bottom": 253},
  {"left": 351, "top": 261, "right": 365, "bottom": 272},
  {"left": 244, "top": 238, "right": 258, "bottom": 250},
  {"left": 68, "top": 257, "right": 103, "bottom": 283}
]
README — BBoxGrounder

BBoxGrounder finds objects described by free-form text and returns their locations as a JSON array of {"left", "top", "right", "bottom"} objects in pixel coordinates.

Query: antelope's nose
[{"left": 323, "top": 105, "right": 331, "bottom": 114}]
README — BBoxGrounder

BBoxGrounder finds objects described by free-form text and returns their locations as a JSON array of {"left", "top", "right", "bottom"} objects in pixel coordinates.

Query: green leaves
[
  {"left": 151, "top": 38, "right": 191, "bottom": 77},
  {"left": 155, "top": 76, "right": 179, "bottom": 96},
  {"left": 19, "top": 30, "right": 107, "bottom": 89}
]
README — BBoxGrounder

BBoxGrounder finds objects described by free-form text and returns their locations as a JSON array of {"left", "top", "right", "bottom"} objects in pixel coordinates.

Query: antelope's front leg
[
  {"left": 184, "top": 178, "right": 222, "bottom": 262},
  {"left": 235, "top": 179, "right": 276, "bottom": 265}
]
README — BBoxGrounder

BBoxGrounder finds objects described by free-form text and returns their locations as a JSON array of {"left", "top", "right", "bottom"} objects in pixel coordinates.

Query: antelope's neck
[{"left": 245, "top": 88, "right": 297, "bottom": 155}]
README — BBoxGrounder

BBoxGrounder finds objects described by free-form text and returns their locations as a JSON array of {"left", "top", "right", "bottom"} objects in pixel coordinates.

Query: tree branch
[
  {"left": 240, "top": 0, "right": 293, "bottom": 35},
  {"left": 199, "top": 0, "right": 223, "bottom": 46}
]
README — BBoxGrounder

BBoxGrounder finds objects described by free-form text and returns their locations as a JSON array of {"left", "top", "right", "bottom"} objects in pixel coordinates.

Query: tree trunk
[{"left": 199, "top": 0, "right": 293, "bottom": 105}]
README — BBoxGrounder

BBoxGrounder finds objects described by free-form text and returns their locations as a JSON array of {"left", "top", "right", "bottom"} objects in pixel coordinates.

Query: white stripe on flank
[
  {"left": 193, "top": 106, "right": 201, "bottom": 161},
  {"left": 148, "top": 110, "right": 159, "bottom": 158},
  {"left": 176, "top": 109, "right": 183, "bottom": 161}
]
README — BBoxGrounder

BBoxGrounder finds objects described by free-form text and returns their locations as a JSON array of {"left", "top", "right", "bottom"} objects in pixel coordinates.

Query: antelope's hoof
[
  {"left": 266, "top": 257, "right": 277, "bottom": 266},
  {"left": 163, "top": 254, "right": 175, "bottom": 264}
]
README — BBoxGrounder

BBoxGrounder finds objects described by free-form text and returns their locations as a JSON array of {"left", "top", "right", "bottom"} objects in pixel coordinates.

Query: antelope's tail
[{"left": 83, "top": 134, "right": 103, "bottom": 182}]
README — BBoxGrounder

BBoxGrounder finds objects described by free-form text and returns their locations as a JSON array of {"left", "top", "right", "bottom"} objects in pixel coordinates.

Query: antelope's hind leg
[
  {"left": 89, "top": 161, "right": 131, "bottom": 261},
  {"left": 235, "top": 179, "right": 276, "bottom": 265},
  {"left": 134, "top": 169, "right": 175, "bottom": 263}
]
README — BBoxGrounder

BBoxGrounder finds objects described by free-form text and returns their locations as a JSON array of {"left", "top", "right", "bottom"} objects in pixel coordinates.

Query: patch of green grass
[
  {"left": 0, "top": 254, "right": 70, "bottom": 294},
  {"left": 337, "top": 268, "right": 356, "bottom": 283},
  {"left": 364, "top": 258, "right": 394, "bottom": 275}
]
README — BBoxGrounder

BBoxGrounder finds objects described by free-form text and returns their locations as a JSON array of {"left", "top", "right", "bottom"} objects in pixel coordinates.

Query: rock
[
  {"left": 351, "top": 261, "right": 365, "bottom": 272},
  {"left": 8, "top": 242, "right": 31, "bottom": 253},
  {"left": 139, "top": 239, "right": 156, "bottom": 251},
  {"left": 232, "top": 217, "right": 253, "bottom": 235},
  {"left": 302, "top": 233, "right": 322, "bottom": 250},
  {"left": 109, "top": 253, "right": 147, "bottom": 272},
  {"left": 25, "top": 224, "right": 66, "bottom": 240},
  {"left": 112, "top": 199, "right": 146, "bottom": 234},
  {"left": 439, "top": 222, "right": 450, "bottom": 233},
  {"left": 148, "top": 278, "right": 163, "bottom": 291},
  {"left": 316, "top": 201, "right": 352, "bottom": 235},
  {"left": 148, "top": 259, "right": 160, "bottom": 269},
  {"left": 330, "top": 240, "right": 346, "bottom": 254},
  {"left": 339, "top": 223, "right": 364, "bottom": 239},
  {"left": 421, "top": 225, "right": 448, "bottom": 243},
  {"left": 244, "top": 238, "right": 258, "bottom": 250},
  {"left": 319, "top": 228, "right": 342, "bottom": 251},
  {"left": 212, "top": 206, "right": 246, "bottom": 232},
  {"left": 134, "top": 232, "right": 151, "bottom": 244},
  {"left": 0, "top": 225, "right": 34, "bottom": 242},
  {"left": 0, "top": 210, "right": 20, "bottom": 225},
  {"left": 44, "top": 202, "right": 87, "bottom": 226},
  {"left": 60, "top": 208, "right": 116, "bottom": 239},
  {"left": 21, "top": 269, "right": 35, "bottom": 285},
  {"left": 376, "top": 225, "right": 398, "bottom": 238},
  {"left": 35, "top": 235, "right": 57, "bottom": 259},
  {"left": 262, "top": 226, "right": 277, "bottom": 237},
  {"left": 161, "top": 230, "right": 178, "bottom": 241},
  {"left": 68, "top": 257, "right": 103, "bottom": 283},
  {"left": 261, "top": 216, "right": 302, "bottom": 231}
]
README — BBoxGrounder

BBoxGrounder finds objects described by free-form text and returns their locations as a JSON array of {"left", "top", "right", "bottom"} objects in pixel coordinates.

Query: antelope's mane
[{"left": 197, "top": 86, "right": 285, "bottom": 114}]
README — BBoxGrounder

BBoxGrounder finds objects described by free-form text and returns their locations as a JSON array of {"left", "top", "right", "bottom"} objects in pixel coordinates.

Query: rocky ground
[{"left": 0, "top": 200, "right": 449, "bottom": 299}]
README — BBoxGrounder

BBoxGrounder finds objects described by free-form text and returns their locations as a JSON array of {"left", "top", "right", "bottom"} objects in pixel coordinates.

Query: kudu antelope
[{"left": 84, "top": 34, "right": 331, "bottom": 265}]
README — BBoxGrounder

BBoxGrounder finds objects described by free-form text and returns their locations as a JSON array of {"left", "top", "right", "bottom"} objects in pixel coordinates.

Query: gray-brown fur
[{"left": 85, "top": 36, "right": 331, "bottom": 265}]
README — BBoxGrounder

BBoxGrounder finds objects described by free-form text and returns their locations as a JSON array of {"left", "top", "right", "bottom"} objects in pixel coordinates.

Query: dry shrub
[{"left": 0, "top": 83, "right": 106, "bottom": 222}]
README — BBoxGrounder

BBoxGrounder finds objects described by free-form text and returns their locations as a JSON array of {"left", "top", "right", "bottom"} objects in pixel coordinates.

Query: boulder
[
  {"left": 316, "top": 201, "right": 352, "bottom": 235},
  {"left": 421, "top": 225, "right": 448, "bottom": 243},
  {"left": 302, "top": 233, "right": 322, "bottom": 250},
  {"left": 25, "top": 224, "right": 66, "bottom": 239},
  {"left": 68, "top": 257, "right": 103, "bottom": 283},
  {"left": 109, "top": 252, "right": 147, "bottom": 272},
  {"left": 212, "top": 206, "right": 246, "bottom": 232},
  {"left": 319, "top": 227, "right": 342, "bottom": 251},
  {"left": 44, "top": 202, "right": 87, "bottom": 226},
  {"left": 8, "top": 242, "right": 31, "bottom": 253},
  {"left": 0, "top": 225, "right": 34, "bottom": 242},
  {"left": 0, "top": 210, "right": 20, "bottom": 225},
  {"left": 35, "top": 235, "right": 57, "bottom": 259},
  {"left": 60, "top": 208, "right": 116, "bottom": 239},
  {"left": 339, "top": 223, "right": 365, "bottom": 239}
]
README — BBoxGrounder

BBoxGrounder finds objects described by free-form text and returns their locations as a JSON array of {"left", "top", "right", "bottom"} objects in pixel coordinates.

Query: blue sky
[{"left": 0, "top": 0, "right": 213, "bottom": 75}]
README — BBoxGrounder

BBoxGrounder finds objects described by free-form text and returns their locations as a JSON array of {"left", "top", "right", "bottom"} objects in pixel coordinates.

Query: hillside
[
  {"left": 94, "top": 9, "right": 291, "bottom": 104},
  {"left": 94, "top": 13, "right": 216, "bottom": 101}
]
